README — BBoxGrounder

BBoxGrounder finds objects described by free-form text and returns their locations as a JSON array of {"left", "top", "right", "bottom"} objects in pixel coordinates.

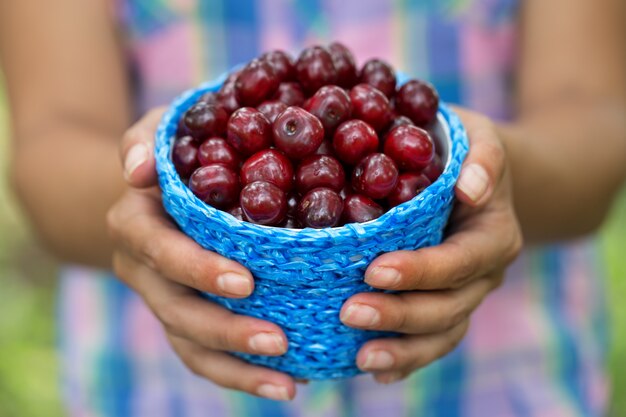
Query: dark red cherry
[
  {"left": 257, "top": 100, "right": 288, "bottom": 123},
  {"left": 240, "top": 181, "right": 287, "bottom": 226},
  {"left": 295, "top": 46, "right": 338, "bottom": 94},
  {"left": 296, "top": 187, "right": 343, "bottom": 228},
  {"left": 228, "top": 205, "right": 244, "bottom": 220},
  {"left": 352, "top": 153, "right": 399, "bottom": 199},
  {"left": 422, "top": 154, "right": 444, "bottom": 182},
  {"left": 333, "top": 120, "right": 379, "bottom": 165},
  {"left": 198, "top": 137, "right": 240, "bottom": 170},
  {"left": 272, "top": 106, "right": 324, "bottom": 159},
  {"left": 359, "top": 59, "right": 397, "bottom": 98},
  {"left": 235, "top": 59, "right": 280, "bottom": 107},
  {"left": 339, "top": 184, "right": 353, "bottom": 200},
  {"left": 349, "top": 84, "right": 393, "bottom": 132},
  {"left": 286, "top": 193, "right": 299, "bottom": 218},
  {"left": 342, "top": 194, "right": 384, "bottom": 224},
  {"left": 241, "top": 149, "right": 294, "bottom": 192},
  {"left": 172, "top": 136, "right": 200, "bottom": 179},
  {"left": 395, "top": 80, "right": 439, "bottom": 126},
  {"left": 387, "top": 173, "right": 431, "bottom": 207},
  {"left": 260, "top": 50, "right": 296, "bottom": 82},
  {"left": 272, "top": 82, "right": 306, "bottom": 106},
  {"left": 384, "top": 125, "right": 434, "bottom": 171},
  {"left": 328, "top": 42, "right": 358, "bottom": 88},
  {"left": 189, "top": 164, "right": 240, "bottom": 210},
  {"left": 198, "top": 91, "right": 220, "bottom": 105},
  {"left": 304, "top": 85, "right": 352, "bottom": 137},
  {"left": 314, "top": 140, "right": 335, "bottom": 156},
  {"left": 295, "top": 155, "right": 345, "bottom": 194},
  {"left": 226, "top": 107, "right": 272, "bottom": 156},
  {"left": 182, "top": 102, "right": 229, "bottom": 139},
  {"left": 176, "top": 118, "right": 192, "bottom": 138},
  {"left": 216, "top": 78, "right": 240, "bottom": 114},
  {"left": 387, "top": 114, "right": 415, "bottom": 131},
  {"left": 282, "top": 217, "right": 301, "bottom": 229}
]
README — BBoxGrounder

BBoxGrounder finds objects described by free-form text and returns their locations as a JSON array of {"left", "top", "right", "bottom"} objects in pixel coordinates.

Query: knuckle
[
  {"left": 388, "top": 298, "right": 409, "bottom": 331},
  {"left": 446, "top": 297, "right": 469, "bottom": 331},
  {"left": 449, "top": 244, "right": 476, "bottom": 288},
  {"left": 157, "top": 303, "right": 183, "bottom": 333},
  {"left": 106, "top": 206, "right": 122, "bottom": 240}
]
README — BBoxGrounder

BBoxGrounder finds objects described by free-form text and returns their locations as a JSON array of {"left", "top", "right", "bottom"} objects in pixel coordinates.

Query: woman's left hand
[{"left": 340, "top": 108, "right": 523, "bottom": 384}]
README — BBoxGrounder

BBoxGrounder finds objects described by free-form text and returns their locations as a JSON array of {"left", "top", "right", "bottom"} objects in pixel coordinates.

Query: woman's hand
[
  {"left": 106, "top": 108, "right": 297, "bottom": 401},
  {"left": 340, "top": 109, "right": 523, "bottom": 383}
]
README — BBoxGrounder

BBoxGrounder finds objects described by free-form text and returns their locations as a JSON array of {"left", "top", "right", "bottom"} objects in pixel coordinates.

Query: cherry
[
  {"left": 342, "top": 194, "right": 384, "bottom": 224},
  {"left": 228, "top": 205, "right": 244, "bottom": 220},
  {"left": 384, "top": 125, "right": 434, "bottom": 171},
  {"left": 240, "top": 181, "right": 287, "bottom": 226},
  {"left": 235, "top": 59, "right": 280, "bottom": 107},
  {"left": 199, "top": 91, "right": 220, "bottom": 105},
  {"left": 226, "top": 107, "right": 272, "bottom": 156},
  {"left": 260, "top": 50, "right": 296, "bottom": 82},
  {"left": 272, "top": 106, "right": 324, "bottom": 159},
  {"left": 333, "top": 119, "right": 379, "bottom": 165},
  {"left": 339, "top": 184, "right": 353, "bottom": 200},
  {"left": 176, "top": 118, "right": 192, "bottom": 138},
  {"left": 328, "top": 42, "right": 358, "bottom": 88},
  {"left": 286, "top": 193, "right": 299, "bottom": 218},
  {"left": 241, "top": 149, "right": 294, "bottom": 192},
  {"left": 198, "top": 137, "right": 240, "bottom": 170},
  {"left": 296, "top": 188, "right": 343, "bottom": 228},
  {"left": 387, "top": 114, "right": 415, "bottom": 131},
  {"left": 257, "top": 100, "right": 288, "bottom": 123},
  {"left": 216, "top": 78, "right": 240, "bottom": 114},
  {"left": 359, "top": 59, "right": 396, "bottom": 98},
  {"left": 395, "top": 80, "right": 439, "bottom": 126},
  {"left": 304, "top": 85, "right": 352, "bottom": 137},
  {"left": 422, "top": 154, "right": 444, "bottom": 182},
  {"left": 295, "top": 155, "right": 345, "bottom": 194},
  {"left": 282, "top": 217, "right": 301, "bottom": 229},
  {"left": 172, "top": 136, "right": 200, "bottom": 179},
  {"left": 189, "top": 164, "right": 240, "bottom": 210},
  {"left": 183, "top": 102, "right": 229, "bottom": 139},
  {"left": 295, "top": 46, "right": 338, "bottom": 94},
  {"left": 387, "top": 173, "right": 431, "bottom": 207},
  {"left": 272, "top": 82, "right": 306, "bottom": 106},
  {"left": 349, "top": 84, "right": 393, "bottom": 132},
  {"left": 314, "top": 140, "right": 335, "bottom": 156},
  {"left": 352, "top": 153, "right": 399, "bottom": 199}
]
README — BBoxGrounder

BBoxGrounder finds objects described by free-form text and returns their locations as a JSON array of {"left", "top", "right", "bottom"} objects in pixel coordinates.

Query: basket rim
[{"left": 155, "top": 73, "right": 469, "bottom": 240}]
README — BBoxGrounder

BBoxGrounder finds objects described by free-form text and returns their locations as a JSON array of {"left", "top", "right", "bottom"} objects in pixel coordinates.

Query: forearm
[
  {"left": 11, "top": 122, "right": 125, "bottom": 268},
  {"left": 501, "top": 98, "right": 626, "bottom": 244}
]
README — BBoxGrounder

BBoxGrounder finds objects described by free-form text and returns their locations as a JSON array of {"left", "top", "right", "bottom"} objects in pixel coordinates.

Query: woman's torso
[{"left": 58, "top": 1, "right": 609, "bottom": 416}]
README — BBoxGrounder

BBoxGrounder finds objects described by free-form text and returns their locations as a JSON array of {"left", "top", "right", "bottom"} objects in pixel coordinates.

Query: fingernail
[
  {"left": 249, "top": 332, "right": 286, "bottom": 355},
  {"left": 456, "top": 163, "right": 489, "bottom": 203},
  {"left": 377, "top": 371, "right": 403, "bottom": 384},
  {"left": 341, "top": 303, "right": 380, "bottom": 327},
  {"left": 362, "top": 350, "right": 395, "bottom": 370},
  {"left": 365, "top": 267, "right": 401, "bottom": 288},
  {"left": 257, "top": 384, "right": 290, "bottom": 401},
  {"left": 217, "top": 272, "right": 253, "bottom": 297},
  {"left": 124, "top": 143, "right": 149, "bottom": 181}
]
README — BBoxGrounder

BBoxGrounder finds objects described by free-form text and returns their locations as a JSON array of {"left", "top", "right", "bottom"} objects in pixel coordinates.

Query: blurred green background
[{"left": 0, "top": 84, "right": 624, "bottom": 417}]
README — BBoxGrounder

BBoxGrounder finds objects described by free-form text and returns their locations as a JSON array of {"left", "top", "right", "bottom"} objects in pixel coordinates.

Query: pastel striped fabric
[{"left": 58, "top": 1, "right": 610, "bottom": 416}]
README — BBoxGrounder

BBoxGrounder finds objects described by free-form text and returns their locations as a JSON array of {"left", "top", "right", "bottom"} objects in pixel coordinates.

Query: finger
[
  {"left": 364, "top": 210, "right": 521, "bottom": 290},
  {"left": 341, "top": 277, "right": 496, "bottom": 333},
  {"left": 452, "top": 108, "right": 506, "bottom": 207},
  {"left": 120, "top": 107, "right": 166, "bottom": 188},
  {"left": 355, "top": 319, "right": 470, "bottom": 375},
  {"left": 113, "top": 251, "right": 287, "bottom": 355},
  {"left": 168, "top": 335, "right": 296, "bottom": 401},
  {"left": 107, "top": 192, "right": 254, "bottom": 297}
]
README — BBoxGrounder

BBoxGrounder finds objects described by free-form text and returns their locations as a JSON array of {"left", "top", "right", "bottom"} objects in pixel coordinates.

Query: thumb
[
  {"left": 452, "top": 107, "right": 506, "bottom": 207},
  {"left": 120, "top": 107, "right": 167, "bottom": 188}
]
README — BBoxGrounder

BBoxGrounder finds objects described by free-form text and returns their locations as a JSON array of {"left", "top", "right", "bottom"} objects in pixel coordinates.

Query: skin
[{"left": 1, "top": 0, "right": 625, "bottom": 401}]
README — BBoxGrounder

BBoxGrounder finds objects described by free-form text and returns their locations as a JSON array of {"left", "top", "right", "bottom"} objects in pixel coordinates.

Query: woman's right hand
[{"left": 106, "top": 108, "right": 296, "bottom": 401}]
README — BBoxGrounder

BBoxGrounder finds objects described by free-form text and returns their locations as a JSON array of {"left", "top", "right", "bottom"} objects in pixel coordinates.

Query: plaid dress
[{"left": 58, "top": 1, "right": 610, "bottom": 415}]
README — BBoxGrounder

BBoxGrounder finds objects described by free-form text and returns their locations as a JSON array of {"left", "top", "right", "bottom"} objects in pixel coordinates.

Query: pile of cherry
[{"left": 173, "top": 43, "right": 444, "bottom": 229}]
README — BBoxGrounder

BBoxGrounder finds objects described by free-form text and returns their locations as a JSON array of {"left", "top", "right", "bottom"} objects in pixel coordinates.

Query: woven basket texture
[{"left": 155, "top": 73, "right": 469, "bottom": 379}]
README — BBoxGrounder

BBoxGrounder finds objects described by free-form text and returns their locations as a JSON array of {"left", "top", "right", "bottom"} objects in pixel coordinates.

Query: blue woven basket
[{"left": 155, "top": 73, "right": 469, "bottom": 380}]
